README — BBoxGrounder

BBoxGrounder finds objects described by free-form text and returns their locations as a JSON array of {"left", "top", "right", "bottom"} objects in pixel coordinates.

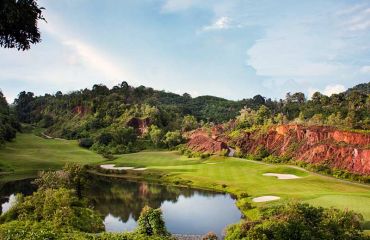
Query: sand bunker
[
  {"left": 252, "top": 196, "right": 280, "bottom": 202},
  {"left": 263, "top": 173, "right": 300, "bottom": 180},
  {"left": 100, "top": 164, "right": 134, "bottom": 170},
  {"left": 133, "top": 168, "right": 147, "bottom": 171},
  {"left": 206, "top": 163, "right": 217, "bottom": 165}
]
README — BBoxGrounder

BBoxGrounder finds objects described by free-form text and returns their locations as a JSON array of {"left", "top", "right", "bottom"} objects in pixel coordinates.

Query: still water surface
[{"left": 0, "top": 177, "right": 241, "bottom": 236}]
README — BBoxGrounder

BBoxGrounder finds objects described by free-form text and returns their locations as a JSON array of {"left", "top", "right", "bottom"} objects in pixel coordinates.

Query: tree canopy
[{"left": 0, "top": 0, "right": 45, "bottom": 50}]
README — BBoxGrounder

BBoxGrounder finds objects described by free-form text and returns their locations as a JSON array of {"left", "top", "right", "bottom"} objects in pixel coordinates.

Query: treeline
[
  {"left": 12, "top": 82, "right": 369, "bottom": 153},
  {"left": 0, "top": 91, "right": 19, "bottom": 146}
]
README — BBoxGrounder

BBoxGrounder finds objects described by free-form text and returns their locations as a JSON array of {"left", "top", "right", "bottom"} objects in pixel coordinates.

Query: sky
[{"left": 1, "top": 0, "right": 370, "bottom": 103}]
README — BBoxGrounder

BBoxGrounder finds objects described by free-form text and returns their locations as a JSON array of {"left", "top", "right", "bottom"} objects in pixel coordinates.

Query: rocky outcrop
[
  {"left": 126, "top": 117, "right": 151, "bottom": 135},
  {"left": 234, "top": 125, "right": 370, "bottom": 175},
  {"left": 186, "top": 127, "right": 229, "bottom": 154},
  {"left": 187, "top": 124, "right": 370, "bottom": 175}
]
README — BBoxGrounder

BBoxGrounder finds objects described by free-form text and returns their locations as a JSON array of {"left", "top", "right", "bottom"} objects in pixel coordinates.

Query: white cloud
[
  {"left": 341, "top": 5, "right": 370, "bottom": 31},
  {"left": 203, "top": 17, "right": 231, "bottom": 31},
  {"left": 308, "top": 84, "right": 346, "bottom": 98},
  {"left": 246, "top": 22, "right": 346, "bottom": 78},
  {"left": 322, "top": 84, "right": 346, "bottom": 96},
  {"left": 360, "top": 65, "right": 370, "bottom": 74},
  {"left": 40, "top": 13, "right": 135, "bottom": 85}
]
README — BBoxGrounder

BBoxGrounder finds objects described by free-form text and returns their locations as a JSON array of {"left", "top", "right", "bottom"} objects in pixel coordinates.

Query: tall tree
[{"left": 0, "top": 0, "right": 45, "bottom": 50}]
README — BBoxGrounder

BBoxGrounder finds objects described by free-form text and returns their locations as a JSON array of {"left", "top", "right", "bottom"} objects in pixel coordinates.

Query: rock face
[
  {"left": 126, "top": 117, "right": 151, "bottom": 135},
  {"left": 234, "top": 125, "right": 370, "bottom": 175},
  {"left": 186, "top": 127, "right": 229, "bottom": 154},
  {"left": 187, "top": 124, "right": 370, "bottom": 175}
]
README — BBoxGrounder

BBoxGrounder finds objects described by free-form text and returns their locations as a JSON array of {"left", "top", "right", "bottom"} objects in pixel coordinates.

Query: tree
[
  {"left": 0, "top": 0, "right": 45, "bottom": 50},
  {"left": 182, "top": 115, "right": 198, "bottom": 132},
  {"left": 163, "top": 130, "right": 183, "bottom": 148},
  {"left": 137, "top": 206, "right": 169, "bottom": 237},
  {"left": 255, "top": 105, "right": 270, "bottom": 125},
  {"left": 0, "top": 188, "right": 104, "bottom": 233},
  {"left": 113, "top": 127, "right": 136, "bottom": 145},
  {"left": 225, "top": 203, "right": 366, "bottom": 240},
  {"left": 149, "top": 125, "right": 163, "bottom": 146}
]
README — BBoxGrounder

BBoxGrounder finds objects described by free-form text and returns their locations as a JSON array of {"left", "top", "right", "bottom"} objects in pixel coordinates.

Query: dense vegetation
[
  {"left": 226, "top": 202, "right": 367, "bottom": 240},
  {"left": 0, "top": 91, "right": 19, "bottom": 146},
  {"left": 12, "top": 82, "right": 369, "bottom": 156}
]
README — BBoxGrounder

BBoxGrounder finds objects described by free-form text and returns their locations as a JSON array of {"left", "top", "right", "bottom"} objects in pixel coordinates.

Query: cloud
[
  {"left": 40, "top": 13, "right": 135, "bottom": 85},
  {"left": 246, "top": 22, "right": 346, "bottom": 78},
  {"left": 340, "top": 5, "right": 370, "bottom": 31},
  {"left": 203, "top": 16, "right": 231, "bottom": 31},
  {"left": 308, "top": 84, "right": 346, "bottom": 98},
  {"left": 360, "top": 65, "right": 370, "bottom": 74},
  {"left": 201, "top": 16, "right": 243, "bottom": 32}
]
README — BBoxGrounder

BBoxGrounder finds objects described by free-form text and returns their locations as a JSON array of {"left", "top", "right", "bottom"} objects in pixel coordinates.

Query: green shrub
[
  {"left": 137, "top": 206, "right": 169, "bottom": 237},
  {"left": 78, "top": 138, "right": 94, "bottom": 148},
  {"left": 225, "top": 203, "right": 367, "bottom": 240}
]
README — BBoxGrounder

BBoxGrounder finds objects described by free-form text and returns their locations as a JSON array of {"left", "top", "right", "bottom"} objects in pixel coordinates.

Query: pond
[{"left": 0, "top": 176, "right": 242, "bottom": 237}]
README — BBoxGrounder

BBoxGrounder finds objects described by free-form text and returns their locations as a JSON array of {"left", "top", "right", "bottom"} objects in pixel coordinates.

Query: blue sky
[{"left": 1, "top": 0, "right": 370, "bottom": 102}]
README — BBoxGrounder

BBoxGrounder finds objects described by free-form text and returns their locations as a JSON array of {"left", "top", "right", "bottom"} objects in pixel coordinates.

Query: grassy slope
[
  {"left": 0, "top": 133, "right": 369, "bottom": 227},
  {"left": 0, "top": 133, "right": 104, "bottom": 182},
  {"left": 110, "top": 151, "right": 370, "bottom": 225}
]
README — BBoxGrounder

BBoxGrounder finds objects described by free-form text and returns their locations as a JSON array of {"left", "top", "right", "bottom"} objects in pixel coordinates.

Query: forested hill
[{"left": 11, "top": 81, "right": 369, "bottom": 154}]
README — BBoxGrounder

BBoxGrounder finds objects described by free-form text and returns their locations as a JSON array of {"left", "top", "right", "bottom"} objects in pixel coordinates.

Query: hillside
[{"left": 11, "top": 81, "right": 370, "bottom": 164}]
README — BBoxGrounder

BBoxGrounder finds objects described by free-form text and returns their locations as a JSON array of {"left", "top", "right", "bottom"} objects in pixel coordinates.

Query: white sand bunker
[
  {"left": 100, "top": 164, "right": 138, "bottom": 170},
  {"left": 133, "top": 168, "right": 147, "bottom": 171},
  {"left": 252, "top": 196, "right": 280, "bottom": 202},
  {"left": 206, "top": 163, "right": 217, "bottom": 165},
  {"left": 263, "top": 173, "right": 300, "bottom": 180}
]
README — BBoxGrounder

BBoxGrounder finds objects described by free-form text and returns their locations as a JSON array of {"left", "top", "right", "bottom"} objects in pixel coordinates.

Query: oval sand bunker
[
  {"left": 100, "top": 164, "right": 147, "bottom": 171},
  {"left": 252, "top": 196, "right": 280, "bottom": 202},
  {"left": 263, "top": 173, "right": 300, "bottom": 179}
]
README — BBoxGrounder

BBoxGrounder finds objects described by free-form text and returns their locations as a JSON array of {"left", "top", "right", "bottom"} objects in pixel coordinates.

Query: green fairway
[
  {"left": 0, "top": 133, "right": 104, "bottom": 182},
  {"left": 110, "top": 151, "right": 370, "bottom": 225},
  {"left": 0, "top": 133, "right": 369, "bottom": 228}
]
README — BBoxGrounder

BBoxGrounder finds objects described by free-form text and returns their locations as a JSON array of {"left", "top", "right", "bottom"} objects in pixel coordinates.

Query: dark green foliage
[
  {"left": 296, "top": 161, "right": 370, "bottom": 184},
  {"left": 0, "top": 91, "right": 18, "bottom": 145},
  {"left": 137, "top": 206, "right": 169, "bottom": 237},
  {"left": 79, "top": 138, "right": 94, "bottom": 148},
  {"left": 0, "top": 221, "right": 173, "bottom": 240},
  {"left": 0, "top": 0, "right": 45, "bottom": 50},
  {"left": 163, "top": 130, "right": 183, "bottom": 148},
  {"left": 0, "top": 188, "right": 104, "bottom": 233},
  {"left": 33, "top": 163, "right": 90, "bottom": 198},
  {"left": 225, "top": 203, "right": 367, "bottom": 240}
]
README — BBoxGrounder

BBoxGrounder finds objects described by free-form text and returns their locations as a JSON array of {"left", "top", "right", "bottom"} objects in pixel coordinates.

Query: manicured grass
[
  {"left": 110, "top": 152, "right": 370, "bottom": 226},
  {"left": 0, "top": 133, "right": 104, "bottom": 182}
]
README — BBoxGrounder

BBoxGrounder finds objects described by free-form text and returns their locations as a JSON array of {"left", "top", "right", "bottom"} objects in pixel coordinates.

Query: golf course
[{"left": 1, "top": 133, "right": 369, "bottom": 230}]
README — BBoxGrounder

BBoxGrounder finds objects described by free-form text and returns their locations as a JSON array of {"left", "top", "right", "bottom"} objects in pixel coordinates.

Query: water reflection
[
  {"left": 0, "top": 179, "right": 36, "bottom": 215},
  {"left": 0, "top": 176, "right": 241, "bottom": 236},
  {"left": 86, "top": 176, "right": 241, "bottom": 236}
]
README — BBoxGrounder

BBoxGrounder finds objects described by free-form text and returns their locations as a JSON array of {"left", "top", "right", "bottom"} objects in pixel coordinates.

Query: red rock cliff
[
  {"left": 234, "top": 125, "right": 370, "bottom": 175},
  {"left": 187, "top": 124, "right": 370, "bottom": 175}
]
